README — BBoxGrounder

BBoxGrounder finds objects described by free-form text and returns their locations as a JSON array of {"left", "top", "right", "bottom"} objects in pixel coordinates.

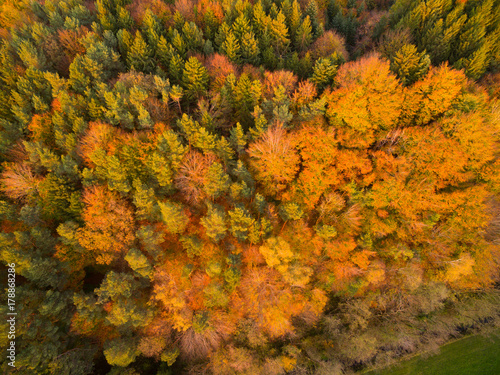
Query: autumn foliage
[{"left": 0, "top": 0, "right": 499, "bottom": 374}]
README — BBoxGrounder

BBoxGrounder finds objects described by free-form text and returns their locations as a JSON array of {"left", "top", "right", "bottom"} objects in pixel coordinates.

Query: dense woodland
[{"left": 0, "top": 0, "right": 500, "bottom": 374}]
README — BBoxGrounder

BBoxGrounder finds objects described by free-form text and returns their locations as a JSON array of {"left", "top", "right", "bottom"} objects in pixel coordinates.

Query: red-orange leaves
[
  {"left": 77, "top": 186, "right": 135, "bottom": 265},
  {"left": 78, "top": 122, "right": 116, "bottom": 167},
  {"left": 286, "top": 121, "right": 339, "bottom": 208},
  {"left": 247, "top": 126, "right": 300, "bottom": 197}
]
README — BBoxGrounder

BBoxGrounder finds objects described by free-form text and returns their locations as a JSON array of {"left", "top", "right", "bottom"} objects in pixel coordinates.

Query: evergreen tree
[
  {"left": 221, "top": 32, "right": 241, "bottom": 64},
  {"left": 295, "top": 15, "right": 313, "bottom": 51},
  {"left": 158, "top": 200, "right": 189, "bottom": 234},
  {"left": 311, "top": 57, "right": 337, "bottom": 90},
  {"left": 390, "top": 44, "right": 431, "bottom": 86},
  {"left": 182, "top": 57, "right": 209, "bottom": 100},
  {"left": 127, "top": 31, "right": 155, "bottom": 73},
  {"left": 201, "top": 203, "right": 228, "bottom": 242},
  {"left": 240, "top": 32, "right": 260, "bottom": 64},
  {"left": 268, "top": 10, "right": 290, "bottom": 55}
]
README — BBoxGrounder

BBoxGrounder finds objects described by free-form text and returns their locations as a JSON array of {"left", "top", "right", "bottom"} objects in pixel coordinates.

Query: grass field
[{"left": 365, "top": 330, "right": 500, "bottom": 375}]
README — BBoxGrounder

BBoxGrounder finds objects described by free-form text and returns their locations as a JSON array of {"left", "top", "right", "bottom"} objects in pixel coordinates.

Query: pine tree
[
  {"left": 268, "top": 10, "right": 290, "bottom": 55},
  {"left": 171, "top": 29, "right": 187, "bottom": 57},
  {"left": 126, "top": 31, "right": 155, "bottom": 73},
  {"left": 142, "top": 9, "right": 162, "bottom": 48},
  {"left": 295, "top": 15, "right": 313, "bottom": 51},
  {"left": 204, "top": 161, "right": 230, "bottom": 199},
  {"left": 232, "top": 14, "right": 252, "bottom": 41},
  {"left": 230, "top": 122, "right": 247, "bottom": 154},
  {"left": 201, "top": 203, "right": 228, "bottom": 242},
  {"left": 182, "top": 21, "right": 205, "bottom": 52},
  {"left": 390, "top": 44, "right": 431, "bottom": 86},
  {"left": 311, "top": 57, "right": 337, "bottom": 90},
  {"left": 182, "top": 56, "right": 209, "bottom": 100},
  {"left": 221, "top": 32, "right": 241, "bottom": 64},
  {"left": 228, "top": 205, "right": 256, "bottom": 241},
  {"left": 158, "top": 200, "right": 189, "bottom": 234},
  {"left": 289, "top": 0, "right": 302, "bottom": 39},
  {"left": 240, "top": 32, "right": 260, "bottom": 65},
  {"left": 169, "top": 53, "right": 185, "bottom": 84},
  {"left": 305, "top": 0, "right": 321, "bottom": 38}
]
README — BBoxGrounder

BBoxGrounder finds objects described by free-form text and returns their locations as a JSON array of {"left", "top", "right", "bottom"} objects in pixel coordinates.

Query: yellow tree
[{"left": 326, "top": 54, "right": 403, "bottom": 149}]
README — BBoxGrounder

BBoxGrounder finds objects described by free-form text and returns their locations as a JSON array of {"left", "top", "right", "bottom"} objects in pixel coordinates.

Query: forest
[{"left": 0, "top": 0, "right": 499, "bottom": 374}]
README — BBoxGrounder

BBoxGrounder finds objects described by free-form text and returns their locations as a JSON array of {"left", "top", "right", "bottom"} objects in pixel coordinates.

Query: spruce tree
[
  {"left": 126, "top": 31, "right": 155, "bottom": 73},
  {"left": 390, "top": 44, "right": 431, "bottom": 86}
]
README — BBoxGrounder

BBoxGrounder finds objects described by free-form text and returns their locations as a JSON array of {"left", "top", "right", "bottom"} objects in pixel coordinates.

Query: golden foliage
[{"left": 77, "top": 186, "right": 135, "bottom": 265}]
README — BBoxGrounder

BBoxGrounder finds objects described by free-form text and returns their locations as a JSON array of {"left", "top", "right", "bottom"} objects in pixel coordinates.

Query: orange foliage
[
  {"left": 285, "top": 119, "right": 338, "bottom": 208},
  {"left": 77, "top": 122, "right": 116, "bottom": 167},
  {"left": 327, "top": 54, "right": 403, "bottom": 148},
  {"left": 174, "top": 150, "right": 217, "bottom": 203},
  {"left": 291, "top": 80, "right": 317, "bottom": 111},
  {"left": 205, "top": 53, "right": 238, "bottom": 90},
  {"left": 400, "top": 63, "right": 466, "bottom": 125},
  {"left": 128, "top": 0, "right": 172, "bottom": 24},
  {"left": 248, "top": 126, "right": 300, "bottom": 197},
  {"left": 77, "top": 186, "right": 135, "bottom": 265},
  {"left": 263, "top": 70, "right": 298, "bottom": 98},
  {"left": 58, "top": 27, "right": 88, "bottom": 60}
]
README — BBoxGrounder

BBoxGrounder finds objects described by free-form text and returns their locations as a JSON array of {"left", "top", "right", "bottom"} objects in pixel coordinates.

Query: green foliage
[
  {"left": 125, "top": 248, "right": 153, "bottom": 279},
  {"left": 103, "top": 338, "right": 139, "bottom": 367},
  {"left": 228, "top": 205, "right": 256, "bottom": 241},
  {"left": 158, "top": 200, "right": 188, "bottom": 234},
  {"left": 278, "top": 202, "right": 304, "bottom": 221},
  {"left": 390, "top": 44, "right": 431, "bottom": 86},
  {"left": 127, "top": 31, "right": 155, "bottom": 73},
  {"left": 182, "top": 57, "right": 209, "bottom": 100},
  {"left": 1, "top": 1, "right": 500, "bottom": 374},
  {"left": 180, "top": 235, "right": 204, "bottom": 257},
  {"left": 311, "top": 57, "right": 337, "bottom": 89},
  {"left": 201, "top": 204, "right": 228, "bottom": 242}
]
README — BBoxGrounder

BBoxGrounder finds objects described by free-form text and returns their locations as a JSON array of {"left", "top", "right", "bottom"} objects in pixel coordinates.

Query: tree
[
  {"left": 221, "top": 32, "right": 241, "bottom": 64},
  {"left": 0, "top": 163, "right": 38, "bottom": 200},
  {"left": 125, "top": 248, "right": 153, "bottom": 279},
  {"left": 248, "top": 125, "right": 300, "bottom": 197},
  {"left": 126, "top": 31, "right": 155, "bottom": 73},
  {"left": 158, "top": 200, "right": 189, "bottom": 234},
  {"left": 103, "top": 338, "right": 139, "bottom": 367},
  {"left": 240, "top": 32, "right": 260, "bottom": 65},
  {"left": 295, "top": 16, "right": 313, "bottom": 51},
  {"left": 76, "top": 186, "right": 135, "bottom": 265},
  {"left": 37, "top": 173, "right": 80, "bottom": 221},
  {"left": 390, "top": 44, "right": 430, "bottom": 86},
  {"left": 326, "top": 55, "right": 403, "bottom": 148},
  {"left": 268, "top": 11, "right": 290, "bottom": 55},
  {"left": 201, "top": 203, "right": 227, "bottom": 242},
  {"left": 228, "top": 205, "right": 256, "bottom": 241},
  {"left": 310, "top": 57, "right": 337, "bottom": 90},
  {"left": 182, "top": 56, "right": 209, "bottom": 100}
]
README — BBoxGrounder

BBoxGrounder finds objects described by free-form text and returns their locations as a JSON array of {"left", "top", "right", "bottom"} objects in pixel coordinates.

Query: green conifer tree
[
  {"left": 390, "top": 44, "right": 431, "bottom": 86},
  {"left": 182, "top": 56, "right": 209, "bottom": 100},
  {"left": 126, "top": 31, "right": 155, "bottom": 73}
]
